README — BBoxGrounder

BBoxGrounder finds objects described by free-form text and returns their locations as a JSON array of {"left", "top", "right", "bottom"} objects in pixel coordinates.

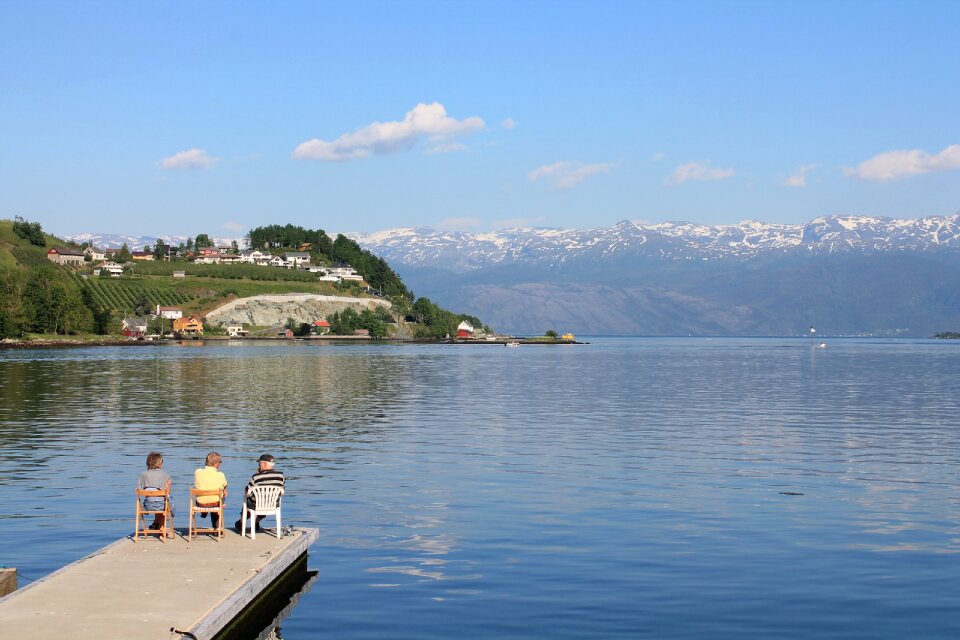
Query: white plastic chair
[{"left": 242, "top": 485, "right": 284, "bottom": 539}]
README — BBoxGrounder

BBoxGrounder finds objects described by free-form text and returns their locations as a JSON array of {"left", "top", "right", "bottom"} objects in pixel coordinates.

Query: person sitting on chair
[
  {"left": 234, "top": 454, "right": 285, "bottom": 532},
  {"left": 138, "top": 451, "right": 173, "bottom": 530},
  {"left": 194, "top": 451, "right": 228, "bottom": 529}
]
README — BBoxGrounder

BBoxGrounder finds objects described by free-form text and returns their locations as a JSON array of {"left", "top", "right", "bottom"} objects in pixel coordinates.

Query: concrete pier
[{"left": 0, "top": 527, "right": 319, "bottom": 640}]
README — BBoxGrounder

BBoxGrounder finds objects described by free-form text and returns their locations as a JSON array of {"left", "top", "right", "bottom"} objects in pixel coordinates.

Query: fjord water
[{"left": 1, "top": 338, "right": 959, "bottom": 638}]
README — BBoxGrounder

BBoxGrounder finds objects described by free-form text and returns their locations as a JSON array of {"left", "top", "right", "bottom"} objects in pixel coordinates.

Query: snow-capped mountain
[
  {"left": 347, "top": 214, "right": 960, "bottom": 272},
  {"left": 65, "top": 214, "right": 960, "bottom": 336},
  {"left": 65, "top": 233, "right": 245, "bottom": 250}
]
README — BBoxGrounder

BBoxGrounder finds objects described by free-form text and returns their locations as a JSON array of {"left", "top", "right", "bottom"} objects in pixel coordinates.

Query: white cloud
[
  {"left": 665, "top": 161, "right": 735, "bottom": 186},
  {"left": 782, "top": 164, "right": 816, "bottom": 187},
  {"left": 159, "top": 148, "right": 218, "bottom": 170},
  {"left": 222, "top": 220, "right": 246, "bottom": 232},
  {"left": 651, "top": 152, "right": 667, "bottom": 162},
  {"left": 528, "top": 161, "right": 614, "bottom": 189},
  {"left": 293, "top": 102, "right": 484, "bottom": 161},
  {"left": 845, "top": 144, "right": 960, "bottom": 182},
  {"left": 435, "top": 217, "right": 483, "bottom": 231},
  {"left": 500, "top": 118, "right": 517, "bottom": 130}
]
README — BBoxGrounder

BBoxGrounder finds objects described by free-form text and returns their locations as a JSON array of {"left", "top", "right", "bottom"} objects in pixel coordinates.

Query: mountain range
[{"left": 69, "top": 214, "right": 960, "bottom": 336}]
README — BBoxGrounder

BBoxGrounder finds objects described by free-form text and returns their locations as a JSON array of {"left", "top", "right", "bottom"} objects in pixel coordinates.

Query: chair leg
[
  {"left": 275, "top": 512, "right": 281, "bottom": 539},
  {"left": 241, "top": 504, "right": 247, "bottom": 538},
  {"left": 250, "top": 510, "right": 256, "bottom": 540}
]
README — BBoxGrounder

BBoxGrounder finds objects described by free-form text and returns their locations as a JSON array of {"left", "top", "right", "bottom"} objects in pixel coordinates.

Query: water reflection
[{"left": 1, "top": 339, "right": 960, "bottom": 638}]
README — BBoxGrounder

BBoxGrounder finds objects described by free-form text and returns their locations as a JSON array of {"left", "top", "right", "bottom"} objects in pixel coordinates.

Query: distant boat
[
  {"left": 809, "top": 325, "right": 826, "bottom": 349},
  {"left": 505, "top": 341, "right": 520, "bottom": 348}
]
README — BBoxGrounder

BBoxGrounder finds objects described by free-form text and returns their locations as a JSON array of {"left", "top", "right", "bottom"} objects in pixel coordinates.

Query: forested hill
[
  {"left": 0, "top": 218, "right": 487, "bottom": 340},
  {"left": 247, "top": 223, "right": 411, "bottom": 299}
]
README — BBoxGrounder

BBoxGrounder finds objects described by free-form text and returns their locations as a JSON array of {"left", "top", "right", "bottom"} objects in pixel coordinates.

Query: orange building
[{"left": 173, "top": 316, "right": 203, "bottom": 337}]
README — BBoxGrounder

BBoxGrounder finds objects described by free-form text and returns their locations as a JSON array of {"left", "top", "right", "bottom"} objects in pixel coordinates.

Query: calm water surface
[{"left": 1, "top": 337, "right": 959, "bottom": 638}]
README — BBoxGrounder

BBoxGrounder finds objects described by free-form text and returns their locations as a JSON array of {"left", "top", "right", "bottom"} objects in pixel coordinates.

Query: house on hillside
[
  {"left": 194, "top": 249, "right": 221, "bottom": 264},
  {"left": 267, "top": 255, "right": 287, "bottom": 268},
  {"left": 284, "top": 251, "right": 311, "bottom": 268},
  {"left": 96, "top": 261, "right": 124, "bottom": 277},
  {"left": 312, "top": 320, "right": 331, "bottom": 335},
  {"left": 84, "top": 246, "right": 106, "bottom": 261},
  {"left": 46, "top": 247, "right": 85, "bottom": 266},
  {"left": 131, "top": 251, "right": 154, "bottom": 261},
  {"left": 219, "top": 253, "right": 242, "bottom": 264},
  {"left": 121, "top": 317, "right": 149, "bottom": 338},
  {"left": 156, "top": 305, "right": 183, "bottom": 320},
  {"left": 240, "top": 249, "right": 271, "bottom": 264},
  {"left": 326, "top": 263, "right": 363, "bottom": 281}
]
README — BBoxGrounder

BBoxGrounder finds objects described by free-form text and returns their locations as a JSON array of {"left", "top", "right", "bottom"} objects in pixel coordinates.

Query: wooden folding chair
[
  {"left": 188, "top": 488, "right": 225, "bottom": 541},
  {"left": 135, "top": 487, "right": 174, "bottom": 542}
]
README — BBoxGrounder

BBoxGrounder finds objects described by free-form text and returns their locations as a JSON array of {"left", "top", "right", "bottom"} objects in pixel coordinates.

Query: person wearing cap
[{"left": 234, "top": 454, "right": 285, "bottom": 532}]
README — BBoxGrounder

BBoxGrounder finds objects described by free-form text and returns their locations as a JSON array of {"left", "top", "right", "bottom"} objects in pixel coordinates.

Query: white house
[
  {"left": 267, "top": 255, "right": 287, "bottom": 268},
  {"left": 240, "top": 249, "right": 271, "bottom": 264},
  {"left": 156, "top": 305, "right": 183, "bottom": 320},
  {"left": 194, "top": 253, "right": 221, "bottom": 264},
  {"left": 284, "top": 251, "right": 311, "bottom": 268},
  {"left": 326, "top": 263, "right": 364, "bottom": 281},
  {"left": 226, "top": 325, "right": 249, "bottom": 337},
  {"left": 84, "top": 246, "right": 106, "bottom": 261},
  {"left": 96, "top": 260, "right": 124, "bottom": 277}
]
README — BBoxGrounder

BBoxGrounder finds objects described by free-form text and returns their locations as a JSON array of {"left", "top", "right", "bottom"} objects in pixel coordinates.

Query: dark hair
[
  {"left": 258, "top": 454, "right": 276, "bottom": 463},
  {"left": 146, "top": 452, "right": 163, "bottom": 469}
]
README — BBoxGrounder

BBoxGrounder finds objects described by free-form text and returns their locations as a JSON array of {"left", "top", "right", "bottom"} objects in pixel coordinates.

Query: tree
[
  {"left": 115, "top": 243, "right": 132, "bottom": 263},
  {"left": 230, "top": 240, "right": 239, "bottom": 254},
  {"left": 153, "top": 239, "right": 167, "bottom": 260},
  {"left": 194, "top": 233, "right": 213, "bottom": 248},
  {"left": 22, "top": 265, "right": 91, "bottom": 334},
  {"left": 12, "top": 216, "right": 46, "bottom": 247},
  {"left": 0, "top": 266, "right": 26, "bottom": 338},
  {"left": 186, "top": 237, "right": 194, "bottom": 252},
  {"left": 545, "top": 329, "right": 558, "bottom": 339}
]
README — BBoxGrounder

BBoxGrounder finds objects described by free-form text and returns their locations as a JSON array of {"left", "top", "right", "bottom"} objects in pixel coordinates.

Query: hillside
[{"left": 0, "top": 219, "right": 485, "bottom": 340}]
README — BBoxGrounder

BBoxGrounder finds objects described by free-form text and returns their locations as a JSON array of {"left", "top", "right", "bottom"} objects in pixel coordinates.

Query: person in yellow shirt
[{"left": 194, "top": 451, "right": 228, "bottom": 529}]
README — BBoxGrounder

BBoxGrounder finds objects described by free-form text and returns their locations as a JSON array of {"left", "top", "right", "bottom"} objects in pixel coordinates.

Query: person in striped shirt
[{"left": 233, "top": 454, "right": 285, "bottom": 532}]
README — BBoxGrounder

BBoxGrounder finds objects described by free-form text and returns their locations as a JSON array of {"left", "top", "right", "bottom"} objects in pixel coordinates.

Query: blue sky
[{"left": 2, "top": 0, "right": 959, "bottom": 238}]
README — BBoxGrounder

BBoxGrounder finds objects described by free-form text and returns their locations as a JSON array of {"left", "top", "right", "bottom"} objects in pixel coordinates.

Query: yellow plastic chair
[
  {"left": 188, "top": 488, "right": 225, "bottom": 541},
  {"left": 135, "top": 487, "right": 173, "bottom": 542},
  {"left": 241, "top": 485, "right": 284, "bottom": 539}
]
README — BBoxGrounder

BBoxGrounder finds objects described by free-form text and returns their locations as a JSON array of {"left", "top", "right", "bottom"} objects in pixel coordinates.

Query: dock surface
[{"left": 0, "top": 527, "right": 318, "bottom": 640}]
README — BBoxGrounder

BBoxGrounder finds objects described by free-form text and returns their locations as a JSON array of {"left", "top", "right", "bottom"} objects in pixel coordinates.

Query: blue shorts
[{"left": 142, "top": 490, "right": 175, "bottom": 516}]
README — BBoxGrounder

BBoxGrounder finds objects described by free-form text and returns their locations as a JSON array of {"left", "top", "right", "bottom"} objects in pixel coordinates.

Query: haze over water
[{"left": 1, "top": 337, "right": 959, "bottom": 638}]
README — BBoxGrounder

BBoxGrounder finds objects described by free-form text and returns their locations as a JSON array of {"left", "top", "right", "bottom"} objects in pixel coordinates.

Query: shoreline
[{"left": 0, "top": 335, "right": 586, "bottom": 349}]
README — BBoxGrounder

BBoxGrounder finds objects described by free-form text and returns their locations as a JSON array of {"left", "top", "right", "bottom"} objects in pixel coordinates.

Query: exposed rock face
[{"left": 205, "top": 294, "right": 391, "bottom": 327}]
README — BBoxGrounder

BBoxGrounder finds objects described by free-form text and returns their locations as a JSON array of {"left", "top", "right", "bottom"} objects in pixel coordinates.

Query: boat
[{"left": 505, "top": 341, "right": 520, "bottom": 348}]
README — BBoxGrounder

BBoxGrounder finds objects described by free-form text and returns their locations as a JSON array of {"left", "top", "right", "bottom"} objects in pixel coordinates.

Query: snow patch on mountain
[{"left": 344, "top": 214, "right": 960, "bottom": 273}]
